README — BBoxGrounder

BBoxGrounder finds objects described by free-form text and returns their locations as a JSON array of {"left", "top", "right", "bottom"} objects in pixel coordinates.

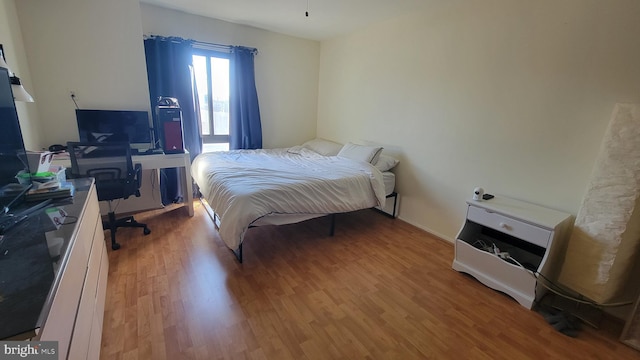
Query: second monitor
[{"left": 75, "top": 109, "right": 156, "bottom": 151}]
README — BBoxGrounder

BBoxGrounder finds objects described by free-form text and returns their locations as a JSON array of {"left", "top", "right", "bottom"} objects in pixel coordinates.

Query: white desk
[
  {"left": 53, "top": 152, "right": 194, "bottom": 217},
  {"left": 133, "top": 152, "right": 194, "bottom": 217}
]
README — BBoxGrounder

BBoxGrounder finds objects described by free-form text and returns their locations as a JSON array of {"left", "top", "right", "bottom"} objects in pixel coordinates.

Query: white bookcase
[{"left": 452, "top": 195, "right": 573, "bottom": 309}]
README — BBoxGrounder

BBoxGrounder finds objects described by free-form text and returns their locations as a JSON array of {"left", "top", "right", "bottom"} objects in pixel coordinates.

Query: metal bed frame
[{"left": 202, "top": 192, "right": 398, "bottom": 263}]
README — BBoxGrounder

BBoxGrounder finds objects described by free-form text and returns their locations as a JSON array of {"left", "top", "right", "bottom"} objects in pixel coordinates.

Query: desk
[{"left": 53, "top": 152, "right": 194, "bottom": 217}]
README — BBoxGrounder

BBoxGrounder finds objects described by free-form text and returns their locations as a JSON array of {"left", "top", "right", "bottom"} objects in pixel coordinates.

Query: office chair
[{"left": 67, "top": 141, "right": 151, "bottom": 250}]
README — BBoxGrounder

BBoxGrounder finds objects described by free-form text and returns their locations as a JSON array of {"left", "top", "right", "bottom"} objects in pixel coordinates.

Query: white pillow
[
  {"left": 337, "top": 142, "right": 383, "bottom": 164},
  {"left": 375, "top": 154, "right": 400, "bottom": 172},
  {"left": 301, "top": 138, "right": 343, "bottom": 156}
]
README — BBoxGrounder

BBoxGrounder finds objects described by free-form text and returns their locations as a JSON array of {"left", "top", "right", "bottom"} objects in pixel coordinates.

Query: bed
[{"left": 191, "top": 139, "right": 399, "bottom": 262}]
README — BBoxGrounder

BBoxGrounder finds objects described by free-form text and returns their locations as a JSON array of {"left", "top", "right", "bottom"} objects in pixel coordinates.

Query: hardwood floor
[{"left": 100, "top": 202, "right": 639, "bottom": 359}]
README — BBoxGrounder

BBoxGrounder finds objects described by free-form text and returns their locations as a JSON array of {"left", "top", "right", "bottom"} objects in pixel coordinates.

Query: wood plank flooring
[{"left": 100, "top": 202, "right": 639, "bottom": 359}]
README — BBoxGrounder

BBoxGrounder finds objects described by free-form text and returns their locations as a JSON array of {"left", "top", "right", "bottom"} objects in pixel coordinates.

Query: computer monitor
[
  {"left": 0, "top": 67, "right": 29, "bottom": 188},
  {"left": 75, "top": 109, "right": 155, "bottom": 151}
]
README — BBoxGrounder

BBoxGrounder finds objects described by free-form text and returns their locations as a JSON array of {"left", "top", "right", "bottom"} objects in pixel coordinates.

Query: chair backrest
[{"left": 67, "top": 142, "right": 140, "bottom": 201}]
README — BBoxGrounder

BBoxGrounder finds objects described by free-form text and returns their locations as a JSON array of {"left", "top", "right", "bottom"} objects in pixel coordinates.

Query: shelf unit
[{"left": 452, "top": 195, "right": 572, "bottom": 309}]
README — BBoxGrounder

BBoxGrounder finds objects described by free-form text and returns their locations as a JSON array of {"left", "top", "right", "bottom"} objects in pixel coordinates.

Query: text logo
[{"left": 0, "top": 342, "right": 57, "bottom": 359}]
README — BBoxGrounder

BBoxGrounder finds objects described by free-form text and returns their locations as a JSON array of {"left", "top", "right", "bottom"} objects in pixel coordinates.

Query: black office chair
[{"left": 67, "top": 141, "right": 151, "bottom": 250}]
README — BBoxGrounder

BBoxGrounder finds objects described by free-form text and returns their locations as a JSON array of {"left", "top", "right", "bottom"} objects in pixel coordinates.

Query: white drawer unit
[
  {"left": 37, "top": 181, "right": 109, "bottom": 359},
  {"left": 452, "top": 195, "right": 573, "bottom": 309}
]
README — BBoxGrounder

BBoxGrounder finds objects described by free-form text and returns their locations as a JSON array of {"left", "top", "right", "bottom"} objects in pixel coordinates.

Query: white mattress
[{"left": 382, "top": 171, "right": 396, "bottom": 196}]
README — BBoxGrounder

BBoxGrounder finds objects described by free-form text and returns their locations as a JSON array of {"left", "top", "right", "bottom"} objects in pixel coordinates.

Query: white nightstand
[{"left": 452, "top": 195, "right": 573, "bottom": 309}]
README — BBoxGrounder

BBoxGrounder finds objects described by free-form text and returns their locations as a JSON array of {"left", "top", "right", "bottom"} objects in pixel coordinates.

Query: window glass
[
  {"left": 192, "top": 52, "right": 230, "bottom": 151},
  {"left": 211, "top": 57, "right": 229, "bottom": 136}
]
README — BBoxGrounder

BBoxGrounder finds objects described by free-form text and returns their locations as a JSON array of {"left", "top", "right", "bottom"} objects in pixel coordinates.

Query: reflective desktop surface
[{"left": 0, "top": 178, "right": 92, "bottom": 340}]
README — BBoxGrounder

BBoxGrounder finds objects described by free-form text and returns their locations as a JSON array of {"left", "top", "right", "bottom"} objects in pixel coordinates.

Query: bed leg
[
  {"left": 391, "top": 192, "right": 398, "bottom": 218},
  {"left": 373, "top": 192, "right": 398, "bottom": 219},
  {"left": 232, "top": 243, "right": 243, "bottom": 263},
  {"left": 329, "top": 214, "right": 335, "bottom": 236}
]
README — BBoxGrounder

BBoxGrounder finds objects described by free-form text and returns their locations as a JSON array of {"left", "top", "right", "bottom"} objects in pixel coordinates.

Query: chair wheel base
[{"left": 143, "top": 227, "right": 151, "bottom": 235}]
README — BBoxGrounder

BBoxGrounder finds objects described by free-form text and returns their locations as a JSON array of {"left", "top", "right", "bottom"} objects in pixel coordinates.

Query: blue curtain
[
  {"left": 144, "top": 36, "right": 202, "bottom": 205},
  {"left": 229, "top": 46, "right": 262, "bottom": 149}
]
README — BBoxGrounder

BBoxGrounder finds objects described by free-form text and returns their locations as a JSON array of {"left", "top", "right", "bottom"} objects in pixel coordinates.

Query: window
[{"left": 192, "top": 50, "right": 230, "bottom": 152}]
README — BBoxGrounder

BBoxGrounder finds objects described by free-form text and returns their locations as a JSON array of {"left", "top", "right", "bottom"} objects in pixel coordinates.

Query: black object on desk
[
  {"left": 0, "top": 190, "right": 52, "bottom": 235},
  {"left": 0, "top": 214, "right": 28, "bottom": 235},
  {"left": 134, "top": 148, "right": 164, "bottom": 155},
  {"left": 1, "top": 184, "right": 33, "bottom": 215}
]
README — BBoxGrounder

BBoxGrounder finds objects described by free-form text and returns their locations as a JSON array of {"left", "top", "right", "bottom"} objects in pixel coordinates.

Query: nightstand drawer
[
  {"left": 453, "top": 240, "right": 537, "bottom": 307},
  {"left": 467, "top": 205, "right": 551, "bottom": 248}
]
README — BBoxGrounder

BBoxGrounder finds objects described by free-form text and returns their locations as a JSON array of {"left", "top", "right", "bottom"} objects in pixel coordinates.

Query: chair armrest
[{"left": 134, "top": 163, "right": 142, "bottom": 197}]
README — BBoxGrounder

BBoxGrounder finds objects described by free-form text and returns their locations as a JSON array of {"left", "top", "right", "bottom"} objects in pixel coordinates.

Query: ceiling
[{"left": 140, "top": 0, "right": 432, "bottom": 41}]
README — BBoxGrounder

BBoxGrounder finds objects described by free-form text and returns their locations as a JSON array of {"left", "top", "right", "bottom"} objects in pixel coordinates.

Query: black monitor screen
[
  {"left": 75, "top": 109, "right": 152, "bottom": 148},
  {"left": 0, "top": 67, "right": 29, "bottom": 187}
]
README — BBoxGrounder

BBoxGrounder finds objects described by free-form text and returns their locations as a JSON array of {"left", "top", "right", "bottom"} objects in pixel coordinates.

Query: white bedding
[
  {"left": 191, "top": 148, "right": 386, "bottom": 250},
  {"left": 246, "top": 171, "right": 395, "bottom": 227}
]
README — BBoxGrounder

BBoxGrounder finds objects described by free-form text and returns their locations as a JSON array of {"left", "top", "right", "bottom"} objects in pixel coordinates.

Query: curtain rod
[{"left": 144, "top": 34, "right": 258, "bottom": 55}]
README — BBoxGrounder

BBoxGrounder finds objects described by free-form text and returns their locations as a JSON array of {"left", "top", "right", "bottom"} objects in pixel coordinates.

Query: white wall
[
  {"left": 140, "top": 4, "right": 320, "bottom": 149},
  {"left": 15, "top": 0, "right": 151, "bottom": 150},
  {"left": 0, "top": 0, "right": 41, "bottom": 150},
  {"left": 317, "top": 0, "right": 640, "bottom": 241},
  {"left": 12, "top": 1, "right": 319, "bottom": 151}
]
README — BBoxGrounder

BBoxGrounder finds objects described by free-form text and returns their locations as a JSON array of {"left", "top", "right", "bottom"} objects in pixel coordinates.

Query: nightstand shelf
[{"left": 452, "top": 195, "right": 572, "bottom": 309}]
